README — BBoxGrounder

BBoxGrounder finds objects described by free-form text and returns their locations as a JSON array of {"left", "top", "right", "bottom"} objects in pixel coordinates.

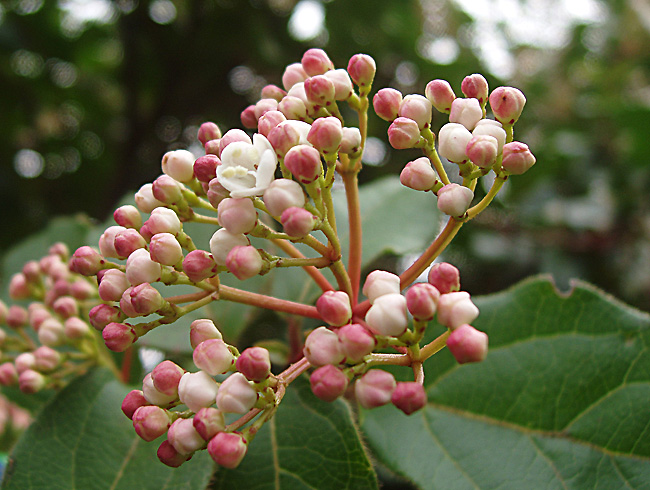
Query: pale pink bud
[
  {"left": 8, "top": 273, "right": 30, "bottom": 300},
  {"left": 337, "top": 323, "right": 376, "bottom": 363},
  {"left": 99, "top": 225, "right": 126, "bottom": 259},
  {"left": 354, "top": 369, "right": 396, "bottom": 409},
  {"left": 461, "top": 74, "right": 489, "bottom": 105},
  {"left": 15, "top": 353, "right": 36, "bottom": 373},
  {"left": 143, "top": 371, "right": 177, "bottom": 406},
  {"left": 446, "top": 324, "right": 488, "bottom": 363},
  {"left": 51, "top": 279, "right": 70, "bottom": 300},
  {"left": 347, "top": 53, "right": 376, "bottom": 92},
  {"left": 149, "top": 233, "right": 183, "bottom": 266},
  {"left": 121, "top": 389, "right": 148, "bottom": 419},
  {"left": 207, "top": 432, "right": 248, "bottom": 469},
  {"left": 51, "top": 296, "right": 77, "bottom": 319},
  {"left": 406, "top": 283, "right": 440, "bottom": 321},
  {"left": 428, "top": 262, "right": 460, "bottom": 294},
  {"left": 69, "top": 246, "right": 106, "bottom": 276},
  {"left": 33, "top": 345, "right": 61, "bottom": 372},
  {"left": 489, "top": 86, "right": 526, "bottom": 125},
  {"left": 114, "top": 228, "right": 147, "bottom": 259},
  {"left": 284, "top": 144, "right": 322, "bottom": 184},
  {"left": 162, "top": 149, "right": 195, "bottom": 183},
  {"left": 182, "top": 250, "right": 218, "bottom": 283},
  {"left": 373, "top": 88, "right": 403, "bottom": 121},
  {"left": 89, "top": 304, "right": 125, "bottom": 330},
  {"left": 281, "top": 206, "right": 317, "bottom": 238},
  {"left": 152, "top": 360, "right": 185, "bottom": 398},
  {"left": 391, "top": 382, "right": 427, "bottom": 415},
  {"left": 425, "top": 79, "right": 456, "bottom": 113},
  {"left": 267, "top": 119, "right": 310, "bottom": 156},
  {"left": 304, "top": 75, "right": 336, "bottom": 106},
  {"left": 240, "top": 105, "right": 258, "bottom": 129},
  {"left": 0, "top": 363, "right": 18, "bottom": 386},
  {"left": 168, "top": 418, "right": 206, "bottom": 455},
  {"left": 236, "top": 347, "right": 271, "bottom": 382},
  {"left": 323, "top": 69, "right": 354, "bottom": 101},
  {"left": 466, "top": 135, "right": 498, "bottom": 168},
  {"left": 219, "top": 129, "right": 252, "bottom": 154},
  {"left": 190, "top": 319, "right": 223, "bottom": 350},
  {"left": 157, "top": 440, "right": 191, "bottom": 468},
  {"left": 277, "top": 95, "right": 308, "bottom": 120},
  {"left": 254, "top": 98, "right": 279, "bottom": 120},
  {"left": 7, "top": 305, "right": 28, "bottom": 328},
  {"left": 339, "top": 127, "right": 362, "bottom": 154},
  {"left": 123, "top": 283, "right": 166, "bottom": 316},
  {"left": 282, "top": 62, "right": 308, "bottom": 90},
  {"left": 193, "top": 407, "right": 226, "bottom": 440},
  {"left": 18, "top": 369, "right": 46, "bottom": 394},
  {"left": 209, "top": 229, "right": 249, "bottom": 266},
  {"left": 64, "top": 316, "right": 90, "bottom": 338},
  {"left": 193, "top": 339, "right": 235, "bottom": 376},
  {"left": 307, "top": 116, "right": 342, "bottom": 154},
  {"left": 365, "top": 293, "right": 408, "bottom": 337},
  {"left": 198, "top": 122, "right": 222, "bottom": 146},
  {"left": 193, "top": 154, "right": 220, "bottom": 183},
  {"left": 438, "top": 123, "right": 473, "bottom": 163},
  {"left": 449, "top": 97, "right": 483, "bottom": 131},
  {"left": 437, "top": 183, "right": 474, "bottom": 217},
  {"left": 261, "top": 84, "right": 287, "bottom": 102},
  {"left": 132, "top": 405, "right": 172, "bottom": 441},
  {"left": 126, "top": 248, "right": 163, "bottom": 285},
  {"left": 362, "top": 270, "right": 401, "bottom": 304},
  {"left": 303, "top": 326, "right": 344, "bottom": 367},
  {"left": 216, "top": 372, "right": 258, "bottom": 414},
  {"left": 399, "top": 94, "right": 433, "bottom": 130},
  {"left": 310, "top": 364, "right": 349, "bottom": 402},
  {"left": 226, "top": 245, "right": 263, "bottom": 281},
  {"left": 142, "top": 207, "right": 182, "bottom": 238},
  {"left": 400, "top": 157, "right": 437, "bottom": 191},
  {"left": 387, "top": 117, "right": 421, "bottom": 149},
  {"left": 152, "top": 174, "right": 184, "bottom": 205},
  {"left": 437, "top": 291, "right": 479, "bottom": 329},
  {"left": 135, "top": 183, "right": 165, "bottom": 213},
  {"left": 38, "top": 317, "right": 65, "bottom": 346},
  {"left": 217, "top": 198, "right": 257, "bottom": 235},
  {"left": 49, "top": 242, "right": 69, "bottom": 259},
  {"left": 258, "top": 110, "right": 287, "bottom": 137},
  {"left": 286, "top": 81, "right": 313, "bottom": 112},
  {"left": 301, "top": 48, "right": 334, "bottom": 76},
  {"left": 102, "top": 322, "right": 137, "bottom": 352},
  {"left": 501, "top": 142, "right": 536, "bottom": 175},
  {"left": 316, "top": 291, "right": 352, "bottom": 327},
  {"left": 207, "top": 178, "right": 229, "bottom": 208},
  {"left": 178, "top": 370, "right": 219, "bottom": 413},
  {"left": 472, "top": 119, "right": 506, "bottom": 154},
  {"left": 22, "top": 261, "right": 41, "bottom": 282},
  {"left": 263, "top": 178, "right": 305, "bottom": 216},
  {"left": 98, "top": 269, "right": 129, "bottom": 302}
]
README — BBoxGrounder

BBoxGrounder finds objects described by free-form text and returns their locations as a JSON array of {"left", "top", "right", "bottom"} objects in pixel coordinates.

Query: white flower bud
[
  {"left": 449, "top": 98, "right": 483, "bottom": 130},
  {"left": 437, "top": 184, "right": 474, "bottom": 217},
  {"left": 437, "top": 291, "right": 479, "bottom": 329},
  {"left": 209, "top": 229, "right": 250, "bottom": 266},
  {"left": 438, "top": 123, "right": 473, "bottom": 163},
  {"left": 216, "top": 372, "right": 258, "bottom": 414},
  {"left": 126, "top": 248, "right": 162, "bottom": 286},
  {"left": 162, "top": 149, "right": 195, "bottom": 183},
  {"left": 365, "top": 293, "right": 408, "bottom": 337},
  {"left": 178, "top": 371, "right": 219, "bottom": 413},
  {"left": 362, "top": 270, "right": 401, "bottom": 304}
]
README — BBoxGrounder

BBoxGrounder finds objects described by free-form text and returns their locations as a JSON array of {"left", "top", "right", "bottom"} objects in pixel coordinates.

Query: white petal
[
  {"left": 253, "top": 133, "right": 274, "bottom": 155},
  {"left": 255, "top": 150, "right": 277, "bottom": 188},
  {"left": 221, "top": 142, "right": 258, "bottom": 170}
]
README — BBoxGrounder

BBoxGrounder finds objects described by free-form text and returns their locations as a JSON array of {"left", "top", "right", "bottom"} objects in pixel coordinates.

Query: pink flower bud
[
  {"left": 28, "top": 304, "right": 50, "bottom": 330},
  {"left": 52, "top": 296, "right": 78, "bottom": 319},
  {"left": 406, "top": 283, "right": 440, "bottom": 321},
  {"left": 258, "top": 110, "right": 287, "bottom": 137},
  {"left": 282, "top": 62, "right": 309, "bottom": 90},
  {"left": 281, "top": 207, "right": 317, "bottom": 238},
  {"left": 143, "top": 372, "right": 175, "bottom": 406},
  {"left": 284, "top": 144, "right": 322, "bottom": 184},
  {"left": 461, "top": 74, "right": 489, "bottom": 105},
  {"left": 135, "top": 183, "right": 165, "bottom": 213},
  {"left": 0, "top": 363, "right": 18, "bottom": 386},
  {"left": 391, "top": 382, "right": 427, "bottom": 415},
  {"left": 193, "top": 407, "right": 226, "bottom": 440},
  {"left": 254, "top": 98, "right": 279, "bottom": 120},
  {"left": 122, "top": 389, "right": 148, "bottom": 419},
  {"left": 216, "top": 372, "right": 258, "bottom": 414},
  {"left": 398, "top": 94, "right": 433, "bottom": 130},
  {"left": 400, "top": 157, "right": 437, "bottom": 191},
  {"left": 69, "top": 246, "right": 105, "bottom": 276},
  {"left": 132, "top": 405, "right": 172, "bottom": 441},
  {"left": 19, "top": 369, "right": 46, "bottom": 394},
  {"left": 472, "top": 119, "right": 506, "bottom": 154},
  {"left": 301, "top": 48, "right": 334, "bottom": 76},
  {"left": 7, "top": 305, "right": 28, "bottom": 328},
  {"left": 64, "top": 316, "right": 90, "bottom": 338},
  {"left": 261, "top": 84, "right": 287, "bottom": 102},
  {"left": 205, "top": 139, "right": 220, "bottom": 155},
  {"left": 89, "top": 304, "right": 125, "bottom": 330},
  {"left": 310, "top": 364, "right": 349, "bottom": 402},
  {"left": 49, "top": 242, "right": 69, "bottom": 259},
  {"left": 337, "top": 323, "right": 376, "bottom": 363},
  {"left": 466, "top": 135, "right": 498, "bottom": 168},
  {"left": 149, "top": 233, "right": 183, "bottom": 266},
  {"left": 267, "top": 119, "right": 310, "bottom": 156},
  {"left": 152, "top": 174, "right": 184, "bottom": 205},
  {"left": 316, "top": 291, "right": 352, "bottom": 327},
  {"left": 501, "top": 141, "right": 536, "bottom": 175},
  {"left": 193, "top": 154, "right": 220, "bottom": 183},
  {"left": 236, "top": 347, "right": 271, "bottom": 382},
  {"left": 102, "top": 322, "right": 137, "bottom": 352},
  {"left": 178, "top": 370, "right": 219, "bottom": 413},
  {"left": 121, "top": 283, "right": 165, "bottom": 316},
  {"left": 217, "top": 198, "right": 257, "bottom": 235},
  {"left": 437, "top": 183, "right": 474, "bottom": 217},
  {"left": 226, "top": 246, "right": 263, "bottom": 281},
  {"left": 373, "top": 88, "right": 403, "bottom": 122},
  {"left": 207, "top": 432, "right": 248, "bottom": 469},
  {"left": 365, "top": 293, "right": 408, "bottom": 337},
  {"left": 198, "top": 122, "right": 222, "bottom": 146},
  {"left": 355, "top": 369, "right": 396, "bottom": 409},
  {"left": 240, "top": 105, "right": 258, "bottom": 129},
  {"left": 162, "top": 149, "right": 195, "bottom": 183},
  {"left": 33, "top": 345, "right": 62, "bottom": 372},
  {"left": 263, "top": 178, "right": 305, "bottom": 217},
  {"left": 168, "top": 418, "right": 206, "bottom": 455},
  {"left": 114, "top": 228, "right": 147, "bottom": 259},
  {"left": 22, "top": 261, "right": 41, "bottom": 283},
  {"left": 209, "top": 229, "right": 250, "bottom": 266},
  {"left": 182, "top": 250, "right": 218, "bottom": 283},
  {"left": 489, "top": 86, "right": 526, "bottom": 125},
  {"left": 151, "top": 360, "right": 185, "bottom": 398},
  {"left": 126, "top": 248, "right": 162, "bottom": 286},
  {"left": 303, "top": 326, "right": 344, "bottom": 367},
  {"left": 387, "top": 117, "right": 421, "bottom": 149},
  {"left": 340, "top": 127, "right": 362, "bottom": 154},
  {"left": 446, "top": 324, "right": 488, "bottom": 363},
  {"left": 307, "top": 116, "right": 343, "bottom": 154},
  {"left": 304, "top": 75, "right": 336, "bottom": 106},
  {"left": 141, "top": 207, "right": 182, "bottom": 238},
  {"left": 99, "top": 225, "right": 127, "bottom": 259},
  {"left": 219, "top": 129, "right": 252, "bottom": 154},
  {"left": 347, "top": 53, "right": 376, "bottom": 92},
  {"left": 425, "top": 79, "right": 456, "bottom": 113},
  {"left": 278, "top": 95, "right": 308, "bottom": 120},
  {"left": 438, "top": 123, "right": 473, "bottom": 163},
  {"left": 193, "top": 339, "right": 235, "bottom": 376},
  {"left": 157, "top": 439, "right": 191, "bottom": 468},
  {"left": 98, "top": 269, "right": 129, "bottom": 302},
  {"left": 15, "top": 353, "right": 36, "bottom": 373},
  {"left": 207, "top": 177, "right": 229, "bottom": 208},
  {"left": 38, "top": 318, "right": 65, "bottom": 346},
  {"left": 190, "top": 319, "right": 223, "bottom": 349},
  {"left": 362, "top": 270, "right": 401, "bottom": 304},
  {"left": 437, "top": 291, "right": 479, "bottom": 329},
  {"left": 428, "top": 262, "right": 460, "bottom": 294}
]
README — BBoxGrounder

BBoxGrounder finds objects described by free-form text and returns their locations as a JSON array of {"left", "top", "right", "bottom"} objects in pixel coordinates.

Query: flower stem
[
  {"left": 219, "top": 285, "right": 321, "bottom": 319},
  {"left": 341, "top": 169, "right": 362, "bottom": 306},
  {"left": 467, "top": 175, "right": 506, "bottom": 219},
  {"left": 270, "top": 238, "right": 333, "bottom": 292},
  {"left": 420, "top": 330, "right": 450, "bottom": 360}
]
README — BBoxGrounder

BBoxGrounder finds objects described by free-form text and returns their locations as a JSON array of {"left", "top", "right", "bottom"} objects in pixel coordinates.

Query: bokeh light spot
[
  {"left": 288, "top": 0, "right": 325, "bottom": 41},
  {"left": 14, "top": 149, "right": 45, "bottom": 178},
  {"left": 149, "top": 0, "right": 177, "bottom": 25}
]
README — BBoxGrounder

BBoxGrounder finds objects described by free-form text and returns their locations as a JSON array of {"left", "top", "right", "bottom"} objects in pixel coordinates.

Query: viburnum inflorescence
[{"left": 5, "top": 48, "right": 535, "bottom": 469}]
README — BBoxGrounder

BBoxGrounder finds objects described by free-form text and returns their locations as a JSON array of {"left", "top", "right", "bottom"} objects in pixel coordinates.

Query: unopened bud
[
  {"left": 263, "top": 178, "right": 305, "bottom": 217},
  {"left": 190, "top": 319, "right": 223, "bottom": 349},
  {"left": 446, "top": 324, "right": 488, "bottom": 363},
  {"left": 178, "top": 370, "right": 219, "bottom": 413},
  {"left": 387, "top": 117, "right": 421, "bottom": 149},
  {"left": 216, "top": 372, "right": 258, "bottom": 414},
  {"left": 281, "top": 207, "right": 317, "bottom": 238},
  {"left": 362, "top": 270, "right": 401, "bottom": 304},
  {"left": 135, "top": 183, "right": 165, "bottom": 213},
  {"left": 284, "top": 145, "right": 322, "bottom": 184},
  {"left": 473, "top": 119, "right": 507, "bottom": 154},
  {"left": 198, "top": 122, "right": 222, "bottom": 146},
  {"left": 316, "top": 291, "right": 352, "bottom": 327},
  {"left": 307, "top": 116, "right": 342, "bottom": 154},
  {"left": 425, "top": 79, "right": 456, "bottom": 113},
  {"left": 438, "top": 123, "right": 473, "bottom": 163},
  {"left": 126, "top": 248, "right": 162, "bottom": 286},
  {"left": 428, "top": 262, "right": 460, "bottom": 294},
  {"left": 304, "top": 75, "right": 336, "bottom": 106},
  {"left": 340, "top": 127, "right": 362, "bottom": 154},
  {"left": 489, "top": 86, "right": 526, "bottom": 125},
  {"left": 102, "top": 322, "right": 137, "bottom": 352},
  {"left": 193, "top": 154, "right": 220, "bottom": 183},
  {"left": 33, "top": 345, "right": 61, "bottom": 372},
  {"left": 217, "top": 198, "right": 257, "bottom": 235},
  {"left": 209, "top": 229, "right": 249, "bottom": 266},
  {"left": 226, "top": 246, "right": 263, "bottom": 281},
  {"left": 258, "top": 110, "right": 287, "bottom": 137},
  {"left": 449, "top": 97, "right": 483, "bottom": 131},
  {"left": 347, "top": 53, "right": 376, "bottom": 93},
  {"left": 162, "top": 149, "right": 195, "bottom": 183},
  {"left": 278, "top": 95, "right": 308, "bottom": 121},
  {"left": 99, "top": 225, "right": 127, "bottom": 259},
  {"left": 69, "top": 246, "right": 105, "bottom": 276},
  {"left": 193, "top": 407, "right": 226, "bottom": 440},
  {"left": 373, "top": 88, "right": 402, "bottom": 122},
  {"left": 268, "top": 120, "right": 311, "bottom": 157},
  {"left": 152, "top": 174, "right": 184, "bottom": 205},
  {"left": 282, "top": 62, "right": 308, "bottom": 90},
  {"left": 354, "top": 369, "right": 396, "bottom": 409},
  {"left": 114, "top": 204, "right": 142, "bottom": 230},
  {"left": 337, "top": 323, "right": 376, "bottom": 363},
  {"left": 52, "top": 296, "right": 78, "bottom": 319},
  {"left": 168, "top": 418, "right": 206, "bottom": 455},
  {"left": 323, "top": 69, "right": 354, "bottom": 100},
  {"left": 365, "top": 293, "right": 408, "bottom": 337},
  {"left": 301, "top": 48, "right": 334, "bottom": 76},
  {"left": 461, "top": 74, "right": 489, "bottom": 105},
  {"left": 310, "top": 364, "right": 349, "bottom": 402},
  {"left": 219, "top": 129, "right": 252, "bottom": 154},
  {"left": 38, "top": 317, "right": 65, "bottom": 346},
  {"left": 236, "top": 347, "right": 271, "bottom": 382},
  {"left": 149, "top": 233, "right": 183, "bottom": 266},
  {"left": 501, "top": 142, "right": 536, "bottom": 175},
  {"left": 391, "top": 382, "right": 427, "bottom": 415},
  {"left": 193, "top": 339, "right": 235, "bottom": 376},
  {"left": 141, "top": 207, "right": 182, "bottom": 238},
  {"left": 398, "top": 94, "right": 433, "bottom": 130},
  {"left": 405, "top": 283, "right": 440, "bottom": 321},
  {"left": 466, "top": 135, "right": 498, "bottom": 168},
  {"left": 400, "top": 157, "right": 437, "bottom": 191},
  {"left": 7, "top": 305, "right": 28, "bottom": 328},
  {"left": 18, "top": 369, "right": 46, "bottom": 394},
  {"left": 261, "top": 84, "right": 287, "bottom": 102},
  {"left": 114, "top": 228, "right": 147, "bottom": 259},
  {"left": 437, "top": 291, "right": 479, "bottom": 330},
  {"left": 157, "top": 439, "right": 191, "bottom": 468},
  {"left": 8, "top": 273, "right": 30, "bottom": 300},
  {"left": 303, "top": 326, "right": 344, "bottom": 367},
  {"left": 254, "top": 98, "right": 279, "bottom": 120},
  {"left": 132, "top": 405, "right": 172, "bottom": 442},
  {"left": 89, "top": 304, "right": 125, "bottom": 330},
  {"left": 0, "top": 363, "right": 18, "bottom": 386},
  {"left": 207, "top": 432, "right": 248, "bottom": 469},
  {"left": 437, "top": 183, "right": 474, "bottom": 217},
  {"left": 64, "top": 316, "right": 90, "bottom": 338},
  {"left": 152, "top": 360, "right": 185, "bottom": 398},
  {"left": 182, "top": 250, "right": 218, "bottom": 283},
  {"left": 122, "top": 389, "right": 148, "bottom": 419}
]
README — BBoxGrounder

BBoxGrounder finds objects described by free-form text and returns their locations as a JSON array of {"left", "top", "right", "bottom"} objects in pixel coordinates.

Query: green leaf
[
  {"left": 362, "top": 276, "right": 650, "bottom": 489},
  {"left": 212, "top": 376, "right": 378, "bottom": 490},
  {"left": 1, "top": 368, "right": 213, "bottom": 490}
]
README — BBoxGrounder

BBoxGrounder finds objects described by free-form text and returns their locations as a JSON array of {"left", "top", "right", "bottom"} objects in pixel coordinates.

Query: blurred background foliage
[{"left": 1, "top": 0, "right": 649, "bottom": 312}]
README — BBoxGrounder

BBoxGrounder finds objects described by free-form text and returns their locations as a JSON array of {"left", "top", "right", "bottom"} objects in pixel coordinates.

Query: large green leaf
[
  {"left": 362, "top": 276, "right": 650, "bottom": 489},
  {"left": 1, "top": 368, "right": 213, "bottom": 490},
  {"left": 211, "top": 376, "right": 378, "bottom": 490}
]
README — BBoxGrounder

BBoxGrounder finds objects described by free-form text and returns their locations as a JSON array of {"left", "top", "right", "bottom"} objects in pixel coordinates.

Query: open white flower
[{"left": 217, "top": 133, "right": 277, "bottom": 198}]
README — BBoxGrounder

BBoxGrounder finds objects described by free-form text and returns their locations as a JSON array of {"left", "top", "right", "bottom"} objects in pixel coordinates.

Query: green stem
[
  {"left": 423, "top": 145, "right": 451, "bottom": 186},
  {"left": 467, "top": 175, "right": 506, "bottom": 220},
  {"left": 341, "top": 170, "right": 362, "bottom": 306},
  {"left": 420, "top": 330, "right": 450, "bottom": 360}
]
